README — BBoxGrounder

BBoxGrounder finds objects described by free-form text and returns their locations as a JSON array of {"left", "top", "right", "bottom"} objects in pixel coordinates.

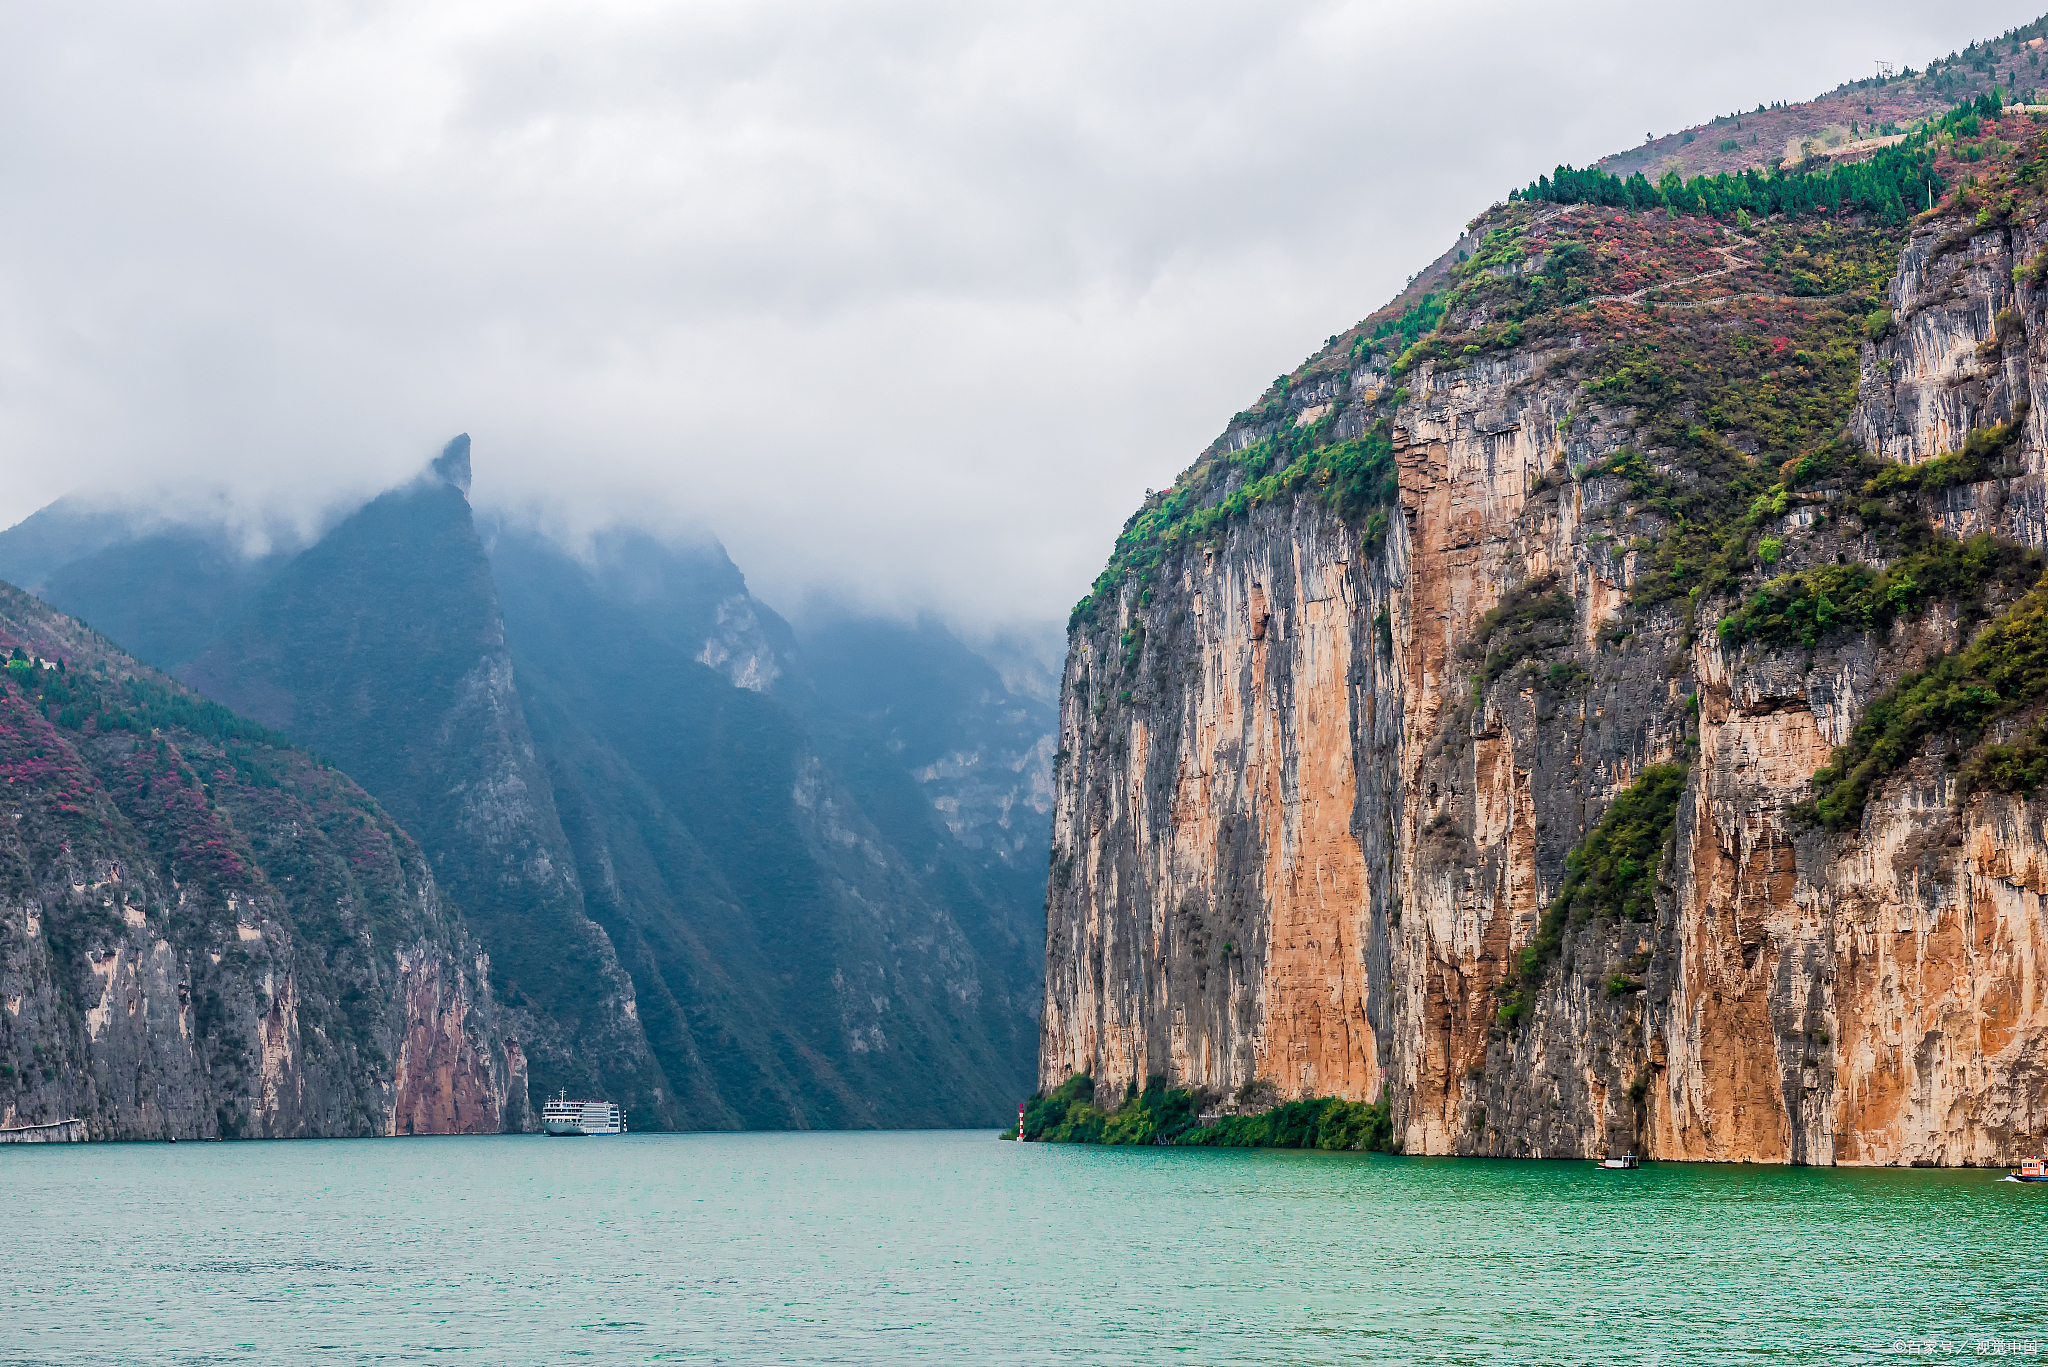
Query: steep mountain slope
[
  {"left": 489, "top": 531, "right": 1037, "bottom": 1126},
  {"left": 0, "top": 501, "right": 151, "bottom": 595},
  {"left": 797, "top": 615, "right": 1056, "bottom": 873},
  {"left": 559, "top": 528, "right": 1057, "bottom": 873},
  {"left": 1599, "top": 24, "right": 2044, "bottom": 183},
  {"left": 571, "top": 528, "right": 796, "bottom": 694},
  {"left": 1045, "top": 45, "right": 2048, "bottom": 1162},
  {"left": 0, "top": 503, "right": 297, "bottom": 673},
  {"left": 179, "top": 440, "right": 672, "bottom": 1126},
  {"left": 502, "top": 528, "right": 1050, "bottom": 1121},
  {"left": 0, "top": 445, "right": 1049, "bottom": 1127},
  {"left": 0, "top": 582, "right": 524, "bottom": 1138}
]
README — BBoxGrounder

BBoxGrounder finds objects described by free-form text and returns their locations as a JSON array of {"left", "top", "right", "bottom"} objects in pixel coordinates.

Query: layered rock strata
[{"left": 1043, "top": 204, "right": 2048, "bottom": 1164}]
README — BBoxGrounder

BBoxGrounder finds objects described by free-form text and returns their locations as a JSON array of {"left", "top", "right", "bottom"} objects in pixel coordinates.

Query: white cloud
[{"left": 0, "top": 0, "right": 2029, "bottom": 624}]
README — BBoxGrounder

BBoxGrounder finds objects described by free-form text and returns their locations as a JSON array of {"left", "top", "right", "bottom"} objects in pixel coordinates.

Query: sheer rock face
[
  {"left": 0, "top": 585, "right": 525, "bottom": 1139},
  {"left": 1043, "top": 211, "right": 2048, "bottom": 1164}
]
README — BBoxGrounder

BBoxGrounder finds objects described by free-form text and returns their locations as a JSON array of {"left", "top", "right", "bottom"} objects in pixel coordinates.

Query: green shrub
[
  {"left": 1545, "top": 660, "right": 1590, "bottom": 692},
  {"left": 1863, "top": 408, "right": 2028, "bottom": 496},
  {"left": 1499, "top": 764, "right": 1688, "bottom": 1026},
  {"left": 1017, "top": 1074, "right": 1398, "bottom": 1152},
  {"left": 1183, "top": 1095, "right": 1397, "bottom": 1152},
  {"left": 1803, "top": 571, "right": 2048, "bottom": 829},
  {"left": 1717, "top": 534, "right": 2043, "bottom": 651},
  {"left": 1460, "top": 574, "right": 1574, "bottom": 686},
  {"left": 1018, "top": 1073, "right": 1105, "bottom": 1141},
  {"left": 1961, "top": 717, "right": 2048, "bottom": 796},
  {"left": 1363, "top": 292, "right": 1444, "bottom": 359}
]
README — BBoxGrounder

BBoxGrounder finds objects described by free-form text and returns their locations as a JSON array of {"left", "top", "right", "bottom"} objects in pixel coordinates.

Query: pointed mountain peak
[{"left": 432, "top": 433, "right": 472, "bottom": 494}]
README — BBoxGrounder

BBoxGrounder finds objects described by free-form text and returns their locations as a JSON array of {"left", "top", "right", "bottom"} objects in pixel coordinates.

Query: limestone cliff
[
  {"left": 0, "top": 584, "right": 526, "bottom": 1138},
  {"left": 1043, "top": 99, "right": 2048, "bottom": 1163}
]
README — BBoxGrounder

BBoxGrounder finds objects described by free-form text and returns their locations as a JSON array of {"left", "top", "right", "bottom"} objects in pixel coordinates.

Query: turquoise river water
[{"left": 2, "top": 1130, "right": 2042, "bottom": 1365}]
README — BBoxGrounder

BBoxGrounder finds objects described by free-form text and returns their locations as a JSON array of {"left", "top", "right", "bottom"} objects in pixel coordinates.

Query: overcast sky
[{"left": 0, "top": 1, "right": 2033, "bottom": 629}]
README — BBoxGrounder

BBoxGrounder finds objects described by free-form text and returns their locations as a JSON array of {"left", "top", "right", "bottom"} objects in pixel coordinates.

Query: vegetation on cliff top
[
  {"left": 1601, "top": 12, "right": 2044, "bottom": 183},
  {"left": 1513, "top": 100, "right": 1953, "bottom": 222},
  {"left": 1012, "top": 1073, "right": 1399, "bottom": 1152},
  {"left": 1573, "top": 101, "right": 2048, "bottom": 827},
  {"left": 1078, "top": 82, "right": 2048, "bottom": 614},
  {"left": 1073, "top": 93, "right": 2048, "bottom": 643},
  {"left": 1526, "top": 218, "right": 1902, "bottom": 626},
  {"left": 1362, "top": 149, "right": 1932, "bottom": 643},
  {"left": 1078, "top": 87, "right": 2048, "bottom": 858},
  {"left": 1071, "top": 418, "right": 1396, "bottom": 628}
]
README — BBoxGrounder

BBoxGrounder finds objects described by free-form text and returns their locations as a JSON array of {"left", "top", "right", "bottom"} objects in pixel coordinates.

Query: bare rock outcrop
[{"left": 1044, "top": 196, "right": 2048, "bottom": 1164}]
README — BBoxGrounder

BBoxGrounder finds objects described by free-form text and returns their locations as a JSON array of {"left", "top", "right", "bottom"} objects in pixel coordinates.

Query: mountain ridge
[
  {"left": 1042, "top": 17, "right": 2048, "bottom": 1163},
  {"left": 0, "top": 442, "right": 1052, "bottom": 1129}
]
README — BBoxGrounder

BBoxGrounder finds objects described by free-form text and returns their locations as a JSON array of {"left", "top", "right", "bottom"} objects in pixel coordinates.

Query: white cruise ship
[{"left": 541, "top": 1093, "right": 626, "bottom": 1136}]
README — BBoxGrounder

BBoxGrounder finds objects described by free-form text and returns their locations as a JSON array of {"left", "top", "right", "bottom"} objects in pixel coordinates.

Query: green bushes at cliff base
[
  {"left": 1012, "top": 1073, "right": 1397, "bottom": 1152},
  {"left": 1184, "top": 1095, "right": 1397, "bottom": 1151}
]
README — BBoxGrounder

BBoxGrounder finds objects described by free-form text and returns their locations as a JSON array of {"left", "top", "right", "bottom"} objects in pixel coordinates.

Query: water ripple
[{"left": 0, "top": 1132, "right": 2041, "bottom": 1365}]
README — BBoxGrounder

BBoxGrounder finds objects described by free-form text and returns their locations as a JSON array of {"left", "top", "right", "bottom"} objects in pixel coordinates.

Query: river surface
[{"left": 3, "top": 1130, "right": 2041, "bottom": 1365}]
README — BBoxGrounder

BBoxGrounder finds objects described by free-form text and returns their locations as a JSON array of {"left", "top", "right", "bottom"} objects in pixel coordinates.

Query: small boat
[
  {"left": 2006, "top": 1155, "right": 2047, "bottom": 1182},
  {"left": 1599, "top": 1153, "right": 1640, "bottom": 1170},
  {"left": 542, "top": 1091, "right": 625, "bottom": 1136}
]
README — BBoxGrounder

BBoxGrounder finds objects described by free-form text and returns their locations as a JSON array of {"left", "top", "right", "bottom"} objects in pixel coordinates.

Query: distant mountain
[
  {"left": 178, "top": 446, "right": 673, "bottom": 1126},
  {"left": 1594, "top": 33, "right": 2033, "bottom": 184},
  {"left": 552, "top": 526, "right": 1058, "bottom": 876},
  {"left": 795, "top": 614, "right": 1056, "bottom": 870},
  {"left": 489, "top": 529, "right": 1040, "bottom": 1126},
  {"left": 0, "top": 580, "right": 524, "bottom": 1139},
  {"left": 0, "top": 500, "right": 146, "bottom": 593},
  {"left": 0, "top": 438, "right": 1051, "bottom": 1128},
  {"left": 0, "top": 503, "right": 297, "bottom": 672}
]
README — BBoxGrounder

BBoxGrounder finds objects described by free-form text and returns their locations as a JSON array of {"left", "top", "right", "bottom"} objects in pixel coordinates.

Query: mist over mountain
[
  {"left": 2, "top": 2, "right": 2019, "bottom": 635},
  {"left": 0, "top": 439, "right": 1051, "bottom": 1128}
]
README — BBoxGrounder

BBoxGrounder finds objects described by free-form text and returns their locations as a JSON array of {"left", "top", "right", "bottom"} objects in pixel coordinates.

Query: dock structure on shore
[{"left": 0, "top": 1119, "right": 84, "bottom": 1144}]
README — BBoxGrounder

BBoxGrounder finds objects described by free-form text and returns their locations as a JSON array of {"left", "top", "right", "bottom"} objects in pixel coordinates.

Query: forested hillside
[{"left": 0, "top": 583, "right": 523, "bottom": 1138}]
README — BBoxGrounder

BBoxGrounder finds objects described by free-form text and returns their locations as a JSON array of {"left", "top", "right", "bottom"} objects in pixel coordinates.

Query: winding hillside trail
[{"left": 1583, "top": 232, "right": 1753, "bottom": 306}]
